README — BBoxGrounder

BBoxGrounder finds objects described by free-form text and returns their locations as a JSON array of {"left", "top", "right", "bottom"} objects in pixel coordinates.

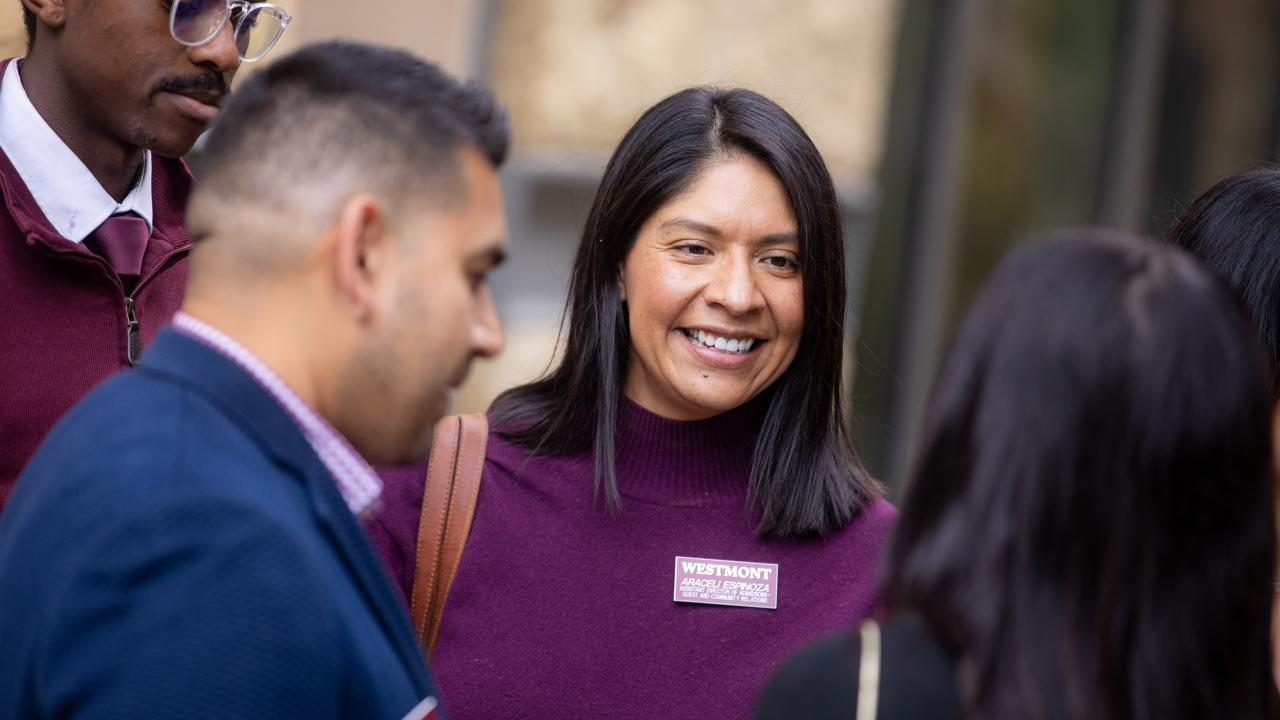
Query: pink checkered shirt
[{"left": 171, "top": 312, "right": 382, "bottom": 517}]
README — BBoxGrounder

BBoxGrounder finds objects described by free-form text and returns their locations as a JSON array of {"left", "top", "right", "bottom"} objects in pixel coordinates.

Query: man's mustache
[{"left": 155, "top": 74, "right": 231, "bottom": 100}]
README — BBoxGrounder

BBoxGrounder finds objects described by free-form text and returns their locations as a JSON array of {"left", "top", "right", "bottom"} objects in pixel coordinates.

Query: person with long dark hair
[
  {"left": 1165, "top": 165, "right": 1280, "bottom": 685},
  {"left": 1166, "top": 167, "right": 1280, "bottom": 391},
  {"left": 756, "top": 230, "right": 1278, "bottom": 719},
  {"left": 369, "top": 87, "right": 895, "bottom": 719}
]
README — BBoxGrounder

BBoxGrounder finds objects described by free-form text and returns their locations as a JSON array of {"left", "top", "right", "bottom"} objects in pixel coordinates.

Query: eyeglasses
[{"left": 169, "top": 0, "right": 292, "bottom": 63}]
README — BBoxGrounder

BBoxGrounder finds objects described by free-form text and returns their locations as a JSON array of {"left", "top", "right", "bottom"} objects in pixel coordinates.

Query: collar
[
  {"left": 170, "top": 312, "right": 383, "bottom": 517},
  {"left": 611, "top": 393, "right": 769, "bottom": 505},
  {"left": 0, "top": 59, "right": 153, "bottom": 243}
]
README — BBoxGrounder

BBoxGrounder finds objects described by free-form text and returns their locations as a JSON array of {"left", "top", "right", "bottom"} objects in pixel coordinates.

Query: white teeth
[{"left": 684, "top": 329, "right": 758, "bottom": 354}]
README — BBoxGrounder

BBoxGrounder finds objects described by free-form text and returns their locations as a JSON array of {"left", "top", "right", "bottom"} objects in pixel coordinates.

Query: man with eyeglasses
[{"left": 0, "top": 0, "right": 291, "bottom": 510}]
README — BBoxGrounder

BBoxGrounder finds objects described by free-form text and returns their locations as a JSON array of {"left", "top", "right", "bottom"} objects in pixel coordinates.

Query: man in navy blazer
[{"left": 0, "top": 41, "right": 508, "bottom": 718}]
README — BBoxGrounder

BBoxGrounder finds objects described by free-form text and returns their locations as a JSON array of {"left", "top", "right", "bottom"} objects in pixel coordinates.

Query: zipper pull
[{"left": 124, "top": 297, "right": 142, "bottom": 365}]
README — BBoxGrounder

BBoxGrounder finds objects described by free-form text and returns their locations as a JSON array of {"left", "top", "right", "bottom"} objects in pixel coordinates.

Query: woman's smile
[{"left": 677, "top": 327, "right": 764, "bottom": 370}]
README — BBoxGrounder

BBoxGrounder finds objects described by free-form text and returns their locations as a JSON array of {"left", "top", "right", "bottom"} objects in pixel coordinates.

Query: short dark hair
[
  {"left": 1166, "top": 166, "right": 1280, "bottom": 398},
  {"left": 885, "top": 230, "right": 1276, "bottom": 718},
  {"left": 190, "top": 40, "right": 508, "bottom": 243},
  {"left": 23, "top": 5, "right": 35, "bottom": 49},
  {"left": 490, "top": 87, "right": 881, "bottom": 538}
]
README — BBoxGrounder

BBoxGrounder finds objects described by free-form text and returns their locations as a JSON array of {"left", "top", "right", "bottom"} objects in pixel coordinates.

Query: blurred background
[{"left": 3, "top": 0, "right": 1277, "bottom": 491}]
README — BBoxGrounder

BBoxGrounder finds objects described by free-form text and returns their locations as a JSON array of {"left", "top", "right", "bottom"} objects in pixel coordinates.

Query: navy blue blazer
[{"left": 0, "top": 329, "right": 441, "bottom": 718}]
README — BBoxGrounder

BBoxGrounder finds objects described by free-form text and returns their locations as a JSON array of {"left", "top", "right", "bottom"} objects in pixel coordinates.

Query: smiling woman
[
  {"left": 373, "top": 87, "right": 897, "bottom": 720},
  {"left": 491, "top": 88, "right": 880, "bottom": 534},
  {"left": 619, "top": 154, "right": 806, "bottom": 421}
]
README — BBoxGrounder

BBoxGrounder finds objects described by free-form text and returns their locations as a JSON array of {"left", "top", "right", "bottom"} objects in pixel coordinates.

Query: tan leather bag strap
[{"left": 409, "top": 413, "right": 487, "bottom": 657}]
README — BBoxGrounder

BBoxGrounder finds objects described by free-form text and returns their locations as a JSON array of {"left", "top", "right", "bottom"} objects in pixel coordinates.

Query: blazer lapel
[
  {"left": 304, "top": 461, "right": 434, "bottom": 689},
  {"left": 139, "top": 329, "right": 431, "bottom": 690}
]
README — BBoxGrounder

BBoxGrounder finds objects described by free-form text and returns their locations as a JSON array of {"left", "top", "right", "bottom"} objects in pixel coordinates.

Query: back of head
[
  {"left": 188, "top": 40, "right": 508, "bottom": 269},
  {"left": 1166, "top": 166, "right": 1280, "bottom": 398},
  {"left": 184, "top": 41, "right": 510, "bottom": 464},
  {"left": 885, "top": 230, "right": 1276, "bottom": 719}
]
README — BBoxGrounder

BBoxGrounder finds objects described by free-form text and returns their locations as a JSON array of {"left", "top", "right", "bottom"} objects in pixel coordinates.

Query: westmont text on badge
[
  {"left": 672, "top": 556, "right": 779, "bottom": 610},
  {"left": 680, "top": 560, "right": 775, "bottom": 579}
]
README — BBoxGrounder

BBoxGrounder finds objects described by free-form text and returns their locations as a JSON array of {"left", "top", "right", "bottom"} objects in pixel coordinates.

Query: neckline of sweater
[{"left": 611, "top": 393, "right": 767, "bottom": 506}]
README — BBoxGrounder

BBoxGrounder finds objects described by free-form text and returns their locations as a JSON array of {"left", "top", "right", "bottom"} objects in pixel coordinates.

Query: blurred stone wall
[
  {"left": 1, "top": 2, "right": 25, "bottom": 59},
  {"left": 283, "top": 0, "right": 483, "bottom": 79},
  {"left": 489, "top": 0, "right": 900, "bottom": 182},
  {"left": 228, "top": 0, "right": 484, "bottom": 84}
]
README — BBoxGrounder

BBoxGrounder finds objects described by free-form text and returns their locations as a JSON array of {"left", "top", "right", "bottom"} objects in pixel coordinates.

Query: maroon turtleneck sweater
[{"left": 369, "top": 397, "right": 897, "bottom": 719}]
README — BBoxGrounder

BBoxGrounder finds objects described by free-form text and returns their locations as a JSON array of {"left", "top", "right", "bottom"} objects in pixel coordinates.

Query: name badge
[{"left": 673, "top": 556, "right": 778, "bottom": 609}]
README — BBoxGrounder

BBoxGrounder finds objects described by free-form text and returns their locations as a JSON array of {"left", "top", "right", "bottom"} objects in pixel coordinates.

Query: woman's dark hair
[
  {"left": 490, "top": 87, "right": 880, "bottom": 538},
  {"left": 1167, "top": 166, "right": 1280, "bottom": 399},
  {"left": 884, "top": 230, "right": 1277, "bottom": 718}
]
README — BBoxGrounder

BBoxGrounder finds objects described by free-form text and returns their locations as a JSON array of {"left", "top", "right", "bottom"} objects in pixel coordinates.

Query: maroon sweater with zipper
[{"left": 0, "top": 59, "right": 193, "bottom": 508}]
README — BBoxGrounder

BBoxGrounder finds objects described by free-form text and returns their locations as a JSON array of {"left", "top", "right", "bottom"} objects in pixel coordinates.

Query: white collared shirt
[{"left": 0, "top": 60, "right": 153, "bottom": 243}]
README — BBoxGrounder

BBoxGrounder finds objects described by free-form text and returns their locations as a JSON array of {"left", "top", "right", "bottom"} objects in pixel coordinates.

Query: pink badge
[{"left": 672, "top": 556, "right": 778, "bottom": 610}]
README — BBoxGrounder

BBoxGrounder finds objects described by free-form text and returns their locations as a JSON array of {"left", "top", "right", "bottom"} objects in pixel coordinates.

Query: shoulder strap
[
  {"left": 856, "top": 619, "right": 882, "bottom": 720},
  {"left": 409, "top": 413, "right": 488, "bottom": 657}
]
